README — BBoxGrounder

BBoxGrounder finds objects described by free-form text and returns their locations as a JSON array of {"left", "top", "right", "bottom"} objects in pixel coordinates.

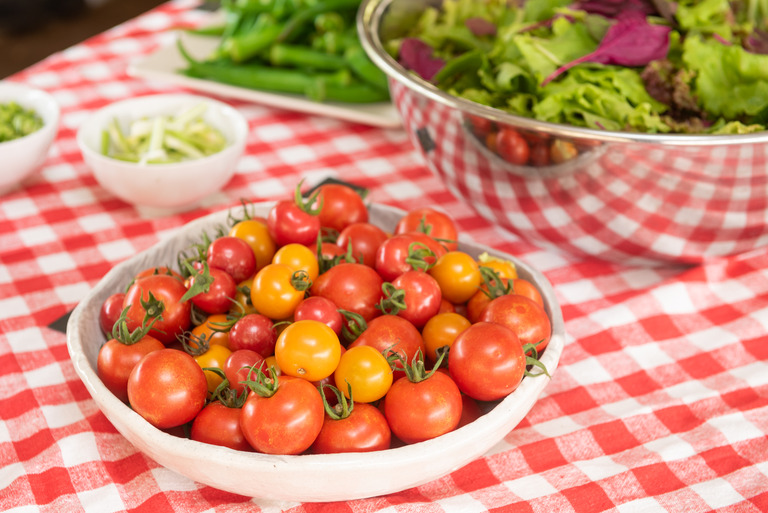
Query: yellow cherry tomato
[
  {"left": 478, "top": 251, "right": 518, "bottom": 280},
  {"left": 194, "top": 344, "right": 232, "bottom": 394},
  {"left": 334, "top": 345, "right": 393, "bottom": 403},
  {"left": 191, "top": 314, "right": 231, "bottom": 348},
  {"left": 428, "top": 251, "right": 482, "bottom": 304},
  {"left": 275, "top": 320, "right": 341, "bottom": 382},
  {"left": 229, "top": 219, "right": 276, "bottom": 273},
  {"left": 272, "top": 243, "right": 320, "bottom": 282},
  {"left": 421, "top": 312, "right": 472, "bottom": 364},
  {"left": 250, "top": 263, "right": 308, "bottom": 320}
]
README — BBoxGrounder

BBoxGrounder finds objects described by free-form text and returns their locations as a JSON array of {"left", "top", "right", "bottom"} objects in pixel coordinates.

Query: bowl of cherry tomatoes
[{"left": 66, "top": 181, "right": 565, "bottom": 501}]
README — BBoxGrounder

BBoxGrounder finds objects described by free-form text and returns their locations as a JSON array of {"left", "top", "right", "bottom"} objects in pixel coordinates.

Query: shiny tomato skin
[
  {"left": 97, "top": 335, "right": 164, "bottom": 403},
  {"left": 421, "top": 312, "right": 471, "bottom": 364},
  {"left": 390, "top": 270, "right": 442, "bottom": 328},
  {"left": 190, "top": 401, "right": 253, "bottom": 452},
  {"left": 315, "top": 183, "right": 369, "bottom": 233},
  {"left": 273, "top": 243, "right": 320, "bottom": 282},
  {"left": 123, "top": 274, "right": 192, "bottom": 346},
  {"left": 333, "top": 344, "right": 393, "bottom": 403},
  {"left": 375, "top": 233, "right": 446, "bottom": 282},
  {"left": 229, "top": 219, "right": 276, "bottom": 272},
  {"left": 311, "top": 402, "right": 391, "bottom": 454},
  {"left": 127, "top": 348, "right": 208, "bottom": 429},
  {"left": 188, "top": 267, "right": 238, "bottom": 315},
  {"left": 480, "top": 294, "right": 552, "bottom": 353},
  {"left": 428, "top": 251, "right": 482, "bottom": 305},
  {"left": 274, "top": 320, "right": 341, "bottom": 382},
  {"left": 228, "top": 313, "right": 277, "bottom": 357},
  {"left": 194, "top": 344, "right": 232, "bottom": 394},
  {"left": 240, "top": 376, "right": 324, "bottom": 455},
  {"left": 395, "top": 207, "right": 459, "bottom": 251},
  {"left": 267, "top": 199, "right": 320, "bottom": 247},
  {"left": 207, "top": 235, "right": 258, "bottom": 284},
  {"left": 336, "top": 222, "right": 389, "bottom": 267},
  {"left": 294, "top": 296, "right": 344, "bottom": 335},
  {"left": 384, "top": 370, "right": 463, "bottom": 444},
  {"left": 496, "top": 128, "right": 531, "bottom": 166},
  {"left": 190, "top": 314, "right": 231, "bottom": 348},
  {"left": 467, "top": 278, "right": 543, "bottom": 323},
  {"left": 310, "top": 262, "right": 384, "bottom": 322},
  {"left": 348, "top": 315, "right": 425, "bottom": 381},
  {"left": 99, "top": 292, "right": 125, "bottom": 336},
  {"left": 223, "top": 349, "right": 266, "bottom": 395},
  {"left": 250, "top": 263, "right": 307, "bottom": 321},
  {"left": 448, "top": 321, "right": 526, "bottom": 401}
]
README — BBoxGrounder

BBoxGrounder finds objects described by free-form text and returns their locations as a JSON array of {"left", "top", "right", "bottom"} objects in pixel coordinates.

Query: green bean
[
  {"left": 221, "top": 14, "right": 285, "bottom": 62},
  {"left": 277, "top": 0, "right": 361, "bottom": 43},
  {"left": 344, "top": 44, "right": 389, "bottom": 91},
  {"left": 270, "top": 44, "right": 347, "bottom": 70},
  {"left": 306, "top": 80, "right": 391, "bottom": 103}
]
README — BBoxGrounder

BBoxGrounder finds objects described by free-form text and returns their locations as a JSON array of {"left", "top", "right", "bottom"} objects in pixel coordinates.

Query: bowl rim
[
  {"left": 65, "top": 201, "right": 566, "bottom": 501},
  {"left": 356, "top": 0, "right": 768, "bottom": 147},
  {"left": 75, "top": 92, "right": 249, "bottom": 171}
]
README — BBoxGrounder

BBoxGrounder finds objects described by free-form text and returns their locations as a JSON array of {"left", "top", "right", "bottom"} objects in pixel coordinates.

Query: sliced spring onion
[{"left": 100, "top": 103, "right": 228, "bottom": 164}]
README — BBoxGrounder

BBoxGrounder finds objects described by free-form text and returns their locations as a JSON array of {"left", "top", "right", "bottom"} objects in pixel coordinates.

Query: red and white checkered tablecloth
[{"left": 2, "top": 1, "right": 767, "bottom": 511}]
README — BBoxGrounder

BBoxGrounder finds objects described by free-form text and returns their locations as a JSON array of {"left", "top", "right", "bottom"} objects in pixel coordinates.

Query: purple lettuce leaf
[
  {"left": 541, "top": 11, "right": 671, "bottom": 86},
  {"left": 398, "top": 38, "right": 446, "bottom": 82},
  {"left": 745, "top": 29, "right": 768, "bottom": 55}
]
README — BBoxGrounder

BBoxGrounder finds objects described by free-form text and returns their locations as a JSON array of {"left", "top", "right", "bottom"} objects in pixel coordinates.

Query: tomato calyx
[
  {"left": 376, "top": 283, "right": 407, "bottom": 316},
  {"left": 137, "top": 290, "right": 167, "bottom": 327},
  {"left": 290, "top": 269, "right": 313, "bottom": 292},
  {"left": 111, "top": 305, "right": 162, "bottom": 346},
  {"left": 227, "top": 198, "right": 263, "bottom": 225},
  {"left": 522, "top": 342, "right": 551, "bottom": 379},
  {"left": 178, "top": 329, "right": 213, "bottom": 357},
  {"left": 180, "top": 260, "right": 215, "bottom": 303},
  {"left": 241, "top": 365, "right": 281, "bottom": 398},
  {"left": 207, "top": 368, "right": 248, "bottom": 408},
  {"left": 338, "top": 309, "right": 367, "bottom": 344},
  {"left": 404, "top": 242, "right": 437, "bottom": 272},
  {"left": 295, "top": 179, "right": 323, "bottom": 216},
  {"left": 319, "top": 383, "right": 354, "bottom": 420},
  {"left": 478, "top": 266, "right": 512, "bottom": 299},
  {"left": 389, "top": 348, "right": 445, "bottom": 384}
]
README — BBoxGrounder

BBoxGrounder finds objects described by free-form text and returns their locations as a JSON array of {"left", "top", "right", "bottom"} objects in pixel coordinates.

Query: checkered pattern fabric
[{"left": 1, "top": 1, "right": 767, "bottom": 511}]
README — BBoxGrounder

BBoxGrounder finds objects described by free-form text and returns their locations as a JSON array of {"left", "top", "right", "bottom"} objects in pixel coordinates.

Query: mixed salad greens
[{"left": 388, "top": 0, "right": 768, "bottom": 134}]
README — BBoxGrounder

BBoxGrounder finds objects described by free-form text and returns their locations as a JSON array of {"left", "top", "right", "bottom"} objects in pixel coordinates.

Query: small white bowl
[
  {"left": 66, "top": 201, "right": 565, "bottom": 502},
  {"left": 77, "top": 93, "right": 248, "bottom": 213},
  {"left": 0, "top": 81, "right": 60, "bottom": 195}
]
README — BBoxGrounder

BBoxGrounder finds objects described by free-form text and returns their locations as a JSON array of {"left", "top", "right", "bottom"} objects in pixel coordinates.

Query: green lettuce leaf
[{"left": 683, "top": 35, "right": 768, "bottom": 119}]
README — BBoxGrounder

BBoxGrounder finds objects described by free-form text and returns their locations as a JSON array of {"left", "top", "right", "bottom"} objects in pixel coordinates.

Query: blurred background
[{"left": 0, "top": 0, "right": 166, "bottom": 78}]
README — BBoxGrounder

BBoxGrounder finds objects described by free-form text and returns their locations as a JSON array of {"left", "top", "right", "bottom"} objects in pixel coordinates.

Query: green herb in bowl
[
  {"left": 0, "top": 101, "right": 44, "bottom": 142},
  {"left": 101, "top": 102, "right": 228, "bottom": 164}
]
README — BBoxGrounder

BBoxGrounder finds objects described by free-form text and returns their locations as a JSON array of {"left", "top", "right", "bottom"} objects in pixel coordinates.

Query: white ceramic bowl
[
  {"left": 77, "top": 93, "right": 248, "bottom": 212},
  {"left": 66, "top": 202, "right": 565, "bottom": 502},
  {"left": 0, "top": 81, "right": 60, "bottom": 195}
]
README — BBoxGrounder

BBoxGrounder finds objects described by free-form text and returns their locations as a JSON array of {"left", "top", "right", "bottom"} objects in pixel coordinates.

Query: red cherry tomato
[
  {"left": 207, "top": 235, "right": 257, "bottom": 284},
  {"left": 496, "top": 128, "right": 530, "bottom": 165},
  {"left": 191, "top": 401, "right": 253, "bottom": 452},
  {"left": 228, "top": 313, "right": 278, "bottom": 357},
  {"left": 97, "top": 333, "right": 164, "bottom": 403},
  {"left": 267, "top": 199, "right": 320, "bottom": 247},
  {"left": 239, "top": 375, "right": 324, "bottom": 455},
  {"left": 386, "top": 270, "right": 442, "bottom": 328},
  {"left": 375, "top": 233, "right": 447, "bottom": 282},
  {"left": 187, "top": 266, "right": 238, "bottom": 315},
  {"left": 127, "top": 348, "right": 208, "bottom": 429},
  {"left": 348, "top": 315, "right": 425, "bottom": 381},
  {"left": 315, "top": 183, "right": 369, "bottom": 233},
  {"left": 449, "top": 322, "right": 526, "bottom": 401},
  {"left": 99, "top": 292, "right": 125, "bottom": 336},
  {"left": 384, "top": 368, "right": 463, "bottom": 444},
  {"left": 395, "top": 207, "right": 459, "bottom": 251},
  {"left": 123, "top": 274, "right": 191, "bottom": 346},
  {"left": 480, "top": 294, "right": 552, "bottom": 353},
  {"left": 310, "top": 262, "right": 384, "bottom": 323},
  {"left": 294, "top": 296, "right": 344, "bottom": 336},
  {"left": 336, "top": 222, "right": 389, "bottom": 267},
  {"left": 311, "top": 402, "right": 391, "bottom": 454},
  {"left": 223, "top": 349, "right": 266, "bottom": 395}
]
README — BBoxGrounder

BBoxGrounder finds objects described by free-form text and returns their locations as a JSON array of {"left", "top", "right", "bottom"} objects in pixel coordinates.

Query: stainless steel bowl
[{"left": 358, "top": 0, "right": 768, "bottom": 265}]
